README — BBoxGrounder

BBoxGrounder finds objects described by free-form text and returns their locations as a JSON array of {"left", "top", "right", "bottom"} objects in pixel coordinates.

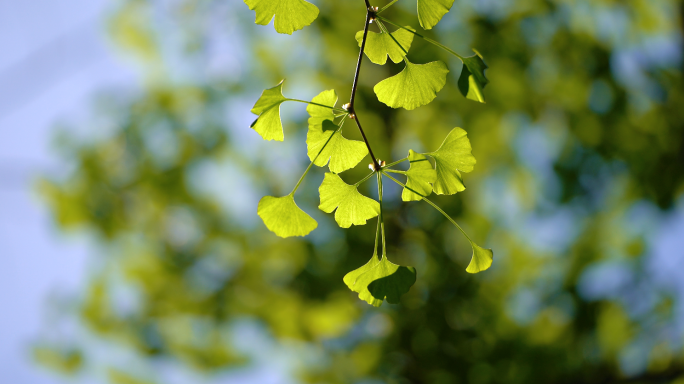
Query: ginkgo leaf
[
  {"left": 352, "top": 256, "right": 416, "bottom": 307},
  {"left": 257, "top": 195, "right": 317, "bottom": 237},
  {"left": 417, "top": 0, "right": 454, "bottom": 30},
  {"left": 355, "top": 27, "right": 414, "bottom": 65},
  {"left": 306, "top": 89, "right": 336, "bottom": 130},
  {"left": 458, "top": 50, "right": 489, "bottom": 103},
  {"left": 308, "top": 120, "right": 368, "bottom": 173},
  {"left": 343, "top": 255, "right": 381, "bottom": 292},
  {"left": 244, "top": 0, "right": 319, "bottom": 35},
  {"left": 425, "top": 127, "right": 476, "bottom": 195},
  {"left": 250, "top": 80, "right": 288, "bottom": 141},
  {"left": 402, "top": 149, "right": 437, "bottom": 201},
  {"left": 465, "top": 241, "right": 494, "bottom": 273},
  {"left": 374, "top": 59, "right": 449, "bottom": 110},
  {"left": 318, "top": 173, "right": 379, "bottom": 228},
  {"left": 306, "top": 90, "right": 368, "bottom": 173}
]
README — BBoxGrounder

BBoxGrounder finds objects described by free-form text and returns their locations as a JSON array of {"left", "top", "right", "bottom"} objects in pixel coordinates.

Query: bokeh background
[{"left": 2, "top": 0, "right": 684, "bottom": 383}]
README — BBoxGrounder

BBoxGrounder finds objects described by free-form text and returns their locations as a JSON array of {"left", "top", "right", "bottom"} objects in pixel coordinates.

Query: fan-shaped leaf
[
  {"left": 402, "top": 149, "right": 437, "bottom": 201},
  {"left": 355, "top": 27, "right": 414, "bottom": 65},
  {"left": 425, "top": 127, "right": 476, "bottom": 195},
  {"left": 352, "top": 256, "right": 416, "bottom": 307},
  {"left": 466, "top": 242, "right": 493, "bottom": 273},
  {"left": 244, "top": 0, "right": 319, "bottom": 35},
  {"left": 343, "top": 255, "right": 381, "bottom": 292},
  {"left": 250, "top": 80, "right": 288, "bottom": 141},
  {"left": 318, "top": 173, "right": 379, "bottom": 228},
  {"left": 417, "top": 0, "right": 454, "bottom": 30},
  {"left": 257, "top": 195, "right": 317, "bottom": 237},
  {"left": 374, "top": 60, "right": 448, "bottom": 110},
  {"left": 458, "top": 51, "right": 489, "bottom": 103},
  {"left": 306, "top": 90, "right": 368, "bottom": 173}
]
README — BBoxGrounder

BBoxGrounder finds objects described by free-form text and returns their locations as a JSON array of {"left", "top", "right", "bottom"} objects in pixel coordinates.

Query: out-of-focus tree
[{"left": 35, "top": 0, "right": 684, "bottom": 383}]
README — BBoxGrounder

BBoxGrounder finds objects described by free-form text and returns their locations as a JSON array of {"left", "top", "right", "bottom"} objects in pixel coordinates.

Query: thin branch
[
  {"left": 353, "top": 114, "right": 381, "bottom": 170},
  {"left": 350, "top": 11, "right": 372, "bottom": 109},
  {"left": 349, "top": 5, "right": 381, "bottom": 171}
]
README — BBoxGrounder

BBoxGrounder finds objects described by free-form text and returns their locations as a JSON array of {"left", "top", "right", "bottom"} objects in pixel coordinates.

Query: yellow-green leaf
[
  {"left": 244, "top": 0, "right": 319, "bottom": 35},
  {"left": 355, "top": 27, "right": 414, "bottom": 65},
  {"left": 306, "top": 90, "right": 368, "bottom": 173},
  {"left": 402, "top": 149, "right": 437, "bottom": 201},
  {"left": 458, "top": 50, "right": 489, "bottom": 103},
  {"left": 257, "top": 195, "right": 317, "bottom": 237},
  {"left": 250, "top": 80, "right": 288, "bottom": 141},
  {"left": 417, "top": 0, "right": 454, "bottom": 30},
  {"left": 318, "top": 173, "right": 379, "bottom": 228},
  {"left": 343, "top": 255, "right": 381, "bottom": 292},
  {"left": 374, "top": 59, "right": 449, "bottom": 110},
  {"left": 425, "top": 127, "right": 476, "bottom": 195},
  {"left": 465, "top": 242, "right": 493, "bottom": 273},
  {"left": 352, "top": 256, "right": 416, "bottom": 307}
]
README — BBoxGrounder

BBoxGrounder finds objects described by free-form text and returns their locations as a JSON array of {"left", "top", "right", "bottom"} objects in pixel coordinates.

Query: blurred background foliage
[{"left": 34, "top": 0, "right": 684, "bottom": 383}]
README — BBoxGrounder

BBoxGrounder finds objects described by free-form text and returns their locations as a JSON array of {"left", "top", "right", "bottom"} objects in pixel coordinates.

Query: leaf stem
[
  {"left": 354, "top": 171, "right": 375, "bottom": 186},
  {"left": 381, "top": 171, "right": 473, "bottom": 242},
  {"left": 290, "top": 119, "right": 346, "bottom": 195},
  {"left": 287, "top": 98, "right": 347, "bottom": 114},
  {"left": 384, "top": 169, "right": 406, "bottom": 175},
  {"left": 377, "top": 172, "right": 386, "bottom": 257},
  {"left": 377, "top": 16, "right": 465, "bottom": 60},
  {"left": 377, "top": 0, "right": 398, "bottom": 14},
  {"left": 383, "top": 157, "right": 408, "bottom": 168}
]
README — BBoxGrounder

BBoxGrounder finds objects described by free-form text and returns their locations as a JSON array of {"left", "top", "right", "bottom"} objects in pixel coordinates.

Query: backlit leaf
[
  {"left": 402, "top": 150, "right": 437, "bottom": 201},
  {"left": 343, "top": 255, "right": 381, "bottom": 292},
  {"left": 318, "top": 173, "right": 379, "bottom": 228},
  {"left": 458, "top": 51, "right": 489, "bottom": 103},
  {"left": 374, "top": 59, "right": 449, "bottom": 110},
  {"left": 250, "top": 80, "right": 288, "bottom": 141},
  {"left": 244, "top": 0, "right": 319, "bottom": 35},
  {"left": 258, "top": 195, "right": 317, "bottom": 237},
  {"left": 306, "top": 90, "right": 368, "bottom": 173},
  {"left": 426, "top": 127, "right": 476, "bottom": 195},
  {"left": 355, "top": 27, "right": 414, "bottom": 65},
  {"left": 352, "top": 256, "right": 416, "bottom": 307},
  {"left": 465, "top": 241, "right": 494, "bottom": 273},
  {"left": 417, "top": 0, "right": 454, "bottom": 30}
]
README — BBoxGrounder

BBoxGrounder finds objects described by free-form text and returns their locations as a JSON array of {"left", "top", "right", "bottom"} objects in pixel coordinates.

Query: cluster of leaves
[{"left": 245, "top": 0, "right": 493, "bottom": 306}]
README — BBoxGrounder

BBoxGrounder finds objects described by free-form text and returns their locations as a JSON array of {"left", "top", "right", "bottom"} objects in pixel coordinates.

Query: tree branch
[{"left": 349, "top": 4, "right": 381, "bottom": 171}]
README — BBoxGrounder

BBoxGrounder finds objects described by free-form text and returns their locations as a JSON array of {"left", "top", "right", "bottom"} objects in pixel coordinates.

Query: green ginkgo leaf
[
  {"left": 352, "top": 256, "right": 416, "bottom": 307},
  {"left": 425, "top": 127, "right": 476, "bottom": 195},
  {"left": 250, "top": 80, "right": 288, "bottom": 141},
  {"left": 306, "top": 89, "right": 337, "bottom": 130},
  {"left": 306, "top": 90, "right": 368, "bottom": 173},
  {"left": 343, "top": 255, "right": 381, "bottom": 292},
  {"left": 417, "top": 0, "right": 454, "bottom": 30},
  {"left": 355, "top": 27, "right": 414, "bottom": 65},
  {"left": 465, "top": 241, "right": 494, "bottom": 273},
  {"left": 374, "top": 59, "right": 449, "bottom": 110},
  {"left": 402, "top": 149, "right": 437, "bottom": 201},
  {"left": 257, "top": 195, "right": 317, "bottom": 237},
  {"left": 318, "top": 173, "right": 380, "bottom": 228},
  {"left": 244, "top": 0, "right": 319, "bottom": 35},
  {"left": 458, "top": 50, "right": 489, "bottom": 103}
]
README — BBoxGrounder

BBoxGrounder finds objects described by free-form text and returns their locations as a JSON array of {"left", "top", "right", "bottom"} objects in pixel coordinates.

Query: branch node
[{"left": 369, "top": 159, "right": 386, "bottom": 171}]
